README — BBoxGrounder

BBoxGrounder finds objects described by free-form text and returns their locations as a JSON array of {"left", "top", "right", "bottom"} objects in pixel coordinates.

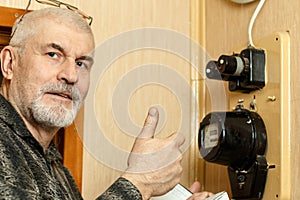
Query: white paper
[
  {"left": 150, "top": 184, "right": 192, "bottom": 200},
  {"left": 205, "top": 191, "right": 229, "bottom": 200},
  {"left": 150, "top": 184, "right": 229, "bottom": 200}
]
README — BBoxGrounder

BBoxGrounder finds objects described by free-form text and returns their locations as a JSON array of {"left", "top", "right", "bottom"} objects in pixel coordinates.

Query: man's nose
[{"left": 57, "top": 59, "right": 79, "bottom": 84}]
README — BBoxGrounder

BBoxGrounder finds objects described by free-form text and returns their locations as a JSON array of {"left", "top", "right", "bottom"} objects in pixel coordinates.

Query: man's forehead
[
  {"left": 43, "top": 41, "right": 94, "bottom": 59},
  {"left": 21, "top": 16, "right": 94, "bottom": 54},
  {"left": 35, "top": 25, "right": 93, "bottom": 48}
]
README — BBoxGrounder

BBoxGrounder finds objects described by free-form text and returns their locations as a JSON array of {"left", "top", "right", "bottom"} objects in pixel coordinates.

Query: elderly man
[{"left": 0, "top": 6, "right": 212, "bottom": 200}]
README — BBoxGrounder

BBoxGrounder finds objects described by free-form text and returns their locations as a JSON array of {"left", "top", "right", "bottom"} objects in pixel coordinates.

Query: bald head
[{"left": 9, "top": 7, "right": 94, "bottom": 48}]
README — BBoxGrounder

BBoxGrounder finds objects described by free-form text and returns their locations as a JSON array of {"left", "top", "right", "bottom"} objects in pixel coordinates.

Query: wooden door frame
[{"left": 0, "top": 5, "right": 84, "bottom": 192}]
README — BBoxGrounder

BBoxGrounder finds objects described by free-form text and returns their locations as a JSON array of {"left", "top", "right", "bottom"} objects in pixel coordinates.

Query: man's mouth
[{"left": 47, "top": 92, "right": 73, "bottom": 101}]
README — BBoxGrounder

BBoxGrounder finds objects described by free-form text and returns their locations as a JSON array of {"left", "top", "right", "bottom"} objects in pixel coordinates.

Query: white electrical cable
[
  {"left": 231, "top": 0, "right": 256, "bottom": 3},
  {"left": 248, "top": 0, "right": 266, "bottom": 47}
]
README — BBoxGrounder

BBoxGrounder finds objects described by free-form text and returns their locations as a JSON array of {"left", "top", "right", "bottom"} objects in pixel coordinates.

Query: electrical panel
[
  {"left": 228, "top": 32, "right": 291, "bottom": 199},
  {"left": 199, "top": 32, "right": 290, "bottom": 199}
]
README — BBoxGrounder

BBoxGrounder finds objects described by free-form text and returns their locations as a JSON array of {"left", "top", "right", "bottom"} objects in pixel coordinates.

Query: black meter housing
[
  {"left": 205, "top": 48, "right": 265, "bottom": 93},
  {"left": 198, "top": 107, "right": 268, "bottom": 199}
]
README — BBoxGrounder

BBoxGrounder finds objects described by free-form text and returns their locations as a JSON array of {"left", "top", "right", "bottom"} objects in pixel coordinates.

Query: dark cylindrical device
[
  {"left": 198, "top": 109, "right": 267, "bottom": 170},
  {"left": 217, "top": 55, "right": 247, "bottom": 76}
]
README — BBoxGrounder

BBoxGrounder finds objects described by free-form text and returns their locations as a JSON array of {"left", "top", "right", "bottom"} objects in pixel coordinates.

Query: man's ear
[{"left": 0, "top": 46, "right": 16, "bottom": 80}]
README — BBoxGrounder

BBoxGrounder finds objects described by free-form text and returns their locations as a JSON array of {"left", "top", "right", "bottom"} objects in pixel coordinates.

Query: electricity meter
[{"left": 198, "top": 106, "right": 268, "bottom": 199}]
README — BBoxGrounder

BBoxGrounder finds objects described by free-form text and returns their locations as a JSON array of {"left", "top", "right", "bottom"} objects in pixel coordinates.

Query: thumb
[
  {"left": 138, "top": 107, "right": 159, "bottom": 139},
  {"left": 189, "top": 181, "right": 201, "bottom": 193}
]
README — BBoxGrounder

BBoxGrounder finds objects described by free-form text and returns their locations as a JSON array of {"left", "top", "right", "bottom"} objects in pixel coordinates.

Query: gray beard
[
  {"left": 31, "top": 100, "right": 80, "bottom": 128},
  {"left": 30, "top": 84, "right": 82, "bottom": 128}
]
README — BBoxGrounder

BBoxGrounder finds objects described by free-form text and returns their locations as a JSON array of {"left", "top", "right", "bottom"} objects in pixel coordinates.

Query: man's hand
[
  {"left": 188, "top": 181, "right": 214, "bottom": 200},
  {"left": 122, "top": 107, "right": 185, "bottom": 200}
]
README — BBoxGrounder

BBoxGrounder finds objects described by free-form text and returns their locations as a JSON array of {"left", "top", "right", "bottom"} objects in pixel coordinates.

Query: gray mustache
[{"left": 40, "top": 83, "right": 82, "bottom": 102}]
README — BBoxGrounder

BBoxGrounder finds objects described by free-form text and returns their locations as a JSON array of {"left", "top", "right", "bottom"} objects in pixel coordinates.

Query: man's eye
[
  {"left": 76, "top": 61, "right": 83, "bottom": 67},
  {"left": 47, "top": 52, "right": 58, "bottom": 58},
  {"left": 76, "top": 61, "right": 87, "bottom": 69}
]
